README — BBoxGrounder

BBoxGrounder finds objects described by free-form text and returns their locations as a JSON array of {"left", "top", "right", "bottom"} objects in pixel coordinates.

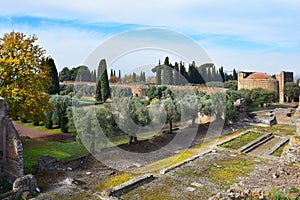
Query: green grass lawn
[
  {"left": 219, "top": 131, "right": 264, "bottom": 150},
  {"left": 271, "top": 141, "right": 289, "bottom": 157},
  {"left": 21, "top": 136, "right": 89, "bottom": 174},
  {"left": 75, "top": 96, "right": 97, "bottom": 105}
]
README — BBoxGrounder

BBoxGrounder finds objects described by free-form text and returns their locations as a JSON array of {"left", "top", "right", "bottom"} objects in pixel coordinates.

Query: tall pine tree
[
  {"left": 133, "top": 72, "right": 137, "bottom": 82},
  {"left": 43, "top": 57, "right": 60, "bottom": 94},
  {"left": 179, "top": 61, "right": 187, "bottom": 85},
  {"left": 233, "top": 69, "right": 238, "bottom": 80},
  {"left": 95, "top": 78, "right": 102, "bottom": 102},
  {"left": 143, "top": 72, "right": 146, "bottom": 82},
  {"left": 174, "top": 62, "right": 179, "bottom": 85},
  {"left": 156, "top": 60, "right": 162, "bottom": 85},
  {"left": 96, "top": 59, "right": 110, "bottom": 102}
]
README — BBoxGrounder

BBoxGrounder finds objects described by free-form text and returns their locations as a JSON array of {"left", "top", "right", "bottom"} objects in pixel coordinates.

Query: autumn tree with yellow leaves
[{"left": 0, "top": 31, "right": 52, "bottom": 121}]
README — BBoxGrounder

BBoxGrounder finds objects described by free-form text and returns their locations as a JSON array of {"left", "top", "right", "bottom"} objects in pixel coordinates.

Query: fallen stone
[
  {"left": 65, "top": 177, "right": 74, "bottom": 185},
  {"left": 191, "top": 182, "right": 202, "bottom": 188},
  {"left": 133, "top": 163, "right": 142, "bottom": 168},
  {"left": 86, "top": 171, "right": 92, "bottom": 175},
  {"left": 37, "top": 155, "right": 60, "bottom": 172},
  {"left": 272, "top": 173, "right": 279, "bottom": 179},
  {"left": 213, "top": 163, "right": 222, "bottom": 168},
  {"left": 21, "top": 191, "right": 31, "bottom": 200},
  {"left": 186, "top": 187, "right": 196, "bottom": 192}
]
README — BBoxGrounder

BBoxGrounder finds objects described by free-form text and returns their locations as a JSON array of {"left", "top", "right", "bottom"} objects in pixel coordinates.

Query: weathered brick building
[
  {"left": 238, "top": 71, "right": 294, "bottom": 103},
  {"left": 0, "top": 97, "right": 24, "bottom": 183}
]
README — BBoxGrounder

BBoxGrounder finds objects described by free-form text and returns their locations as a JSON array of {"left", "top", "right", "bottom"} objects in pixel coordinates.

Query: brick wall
[{"left": 0, "top": 97, "right": 23, "bottom": 183}]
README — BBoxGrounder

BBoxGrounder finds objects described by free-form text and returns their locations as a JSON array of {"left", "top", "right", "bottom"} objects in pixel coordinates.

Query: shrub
[
  {"left": 60, "top": 116, "right": 68, "bottom": 133},
  {"left": 33, "top": 121, "right": 39, "bottom": 126},
  {"left": 44, "top": 111, "right": 53, "bottom": 129}
]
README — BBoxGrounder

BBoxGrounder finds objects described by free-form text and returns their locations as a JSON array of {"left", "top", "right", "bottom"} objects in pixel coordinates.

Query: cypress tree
[
  {"left": 168, "top": 63, "right": 174, "bottom": 85},
  {"left": 118, "top": 70, "right": 121, "bottom": 79},
  {"left": 219, "top": 66, "right": 225, "bottom": 82},
  {"left": 156, "top": 60, "right": 162, "bottom": 85},
  {"left": 95, "top": 60, "right": 103, "bottom": 101},
  {"left": 95, "top": 78, "right": 102, "bottom": 102},
  {"left": 179, "top": 61, "right": 188, "bottom": 85},
  {"left": 174, "top": 62, "right": 179, "bottom": 85},
  {"left": 99, "top": 59, "right": 110, "bottom": 102},
  {"left": 133, "top": 72, "right": 137, "bottom": 82},
  {"left": 140, "top": 71, "right": 143, "bottom": 82},
  {"left": 44, "top": 57, "right": 60, "bottom": 94},
  {"left": 233, "top": 69, "right": 238, "bottom": 80},
  {"left": 142, "top": 72, "right": 146, "bottom": 82}
]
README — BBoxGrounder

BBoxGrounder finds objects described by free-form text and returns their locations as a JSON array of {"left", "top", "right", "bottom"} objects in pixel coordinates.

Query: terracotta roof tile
[{"left": 247, "top": 73, "right": 273, "bottom": 80}]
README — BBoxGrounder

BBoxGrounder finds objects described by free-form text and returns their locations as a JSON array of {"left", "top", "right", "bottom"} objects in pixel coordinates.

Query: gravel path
[{"left": 14, "top": 123, "right": 75, "bottom": 142}]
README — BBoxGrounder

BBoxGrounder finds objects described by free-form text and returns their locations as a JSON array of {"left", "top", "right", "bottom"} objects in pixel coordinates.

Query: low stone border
[
  {"left": 264, "top": 136, "right": 290, "bottom": 156},
  {"left": 0, "top": 174, "right": 37, "bottom": 200},
  {"left": 160, "top": 149, "right": 212, "bottom": 175},
  {"left": 215, "top": 130, "right": 252, "bottom": 147},
  {"left": 101, "top": 173, "right": 154, "bottom": 197},
  {"left": 239, "top": 132, "right": 273, "bottom": 153}
]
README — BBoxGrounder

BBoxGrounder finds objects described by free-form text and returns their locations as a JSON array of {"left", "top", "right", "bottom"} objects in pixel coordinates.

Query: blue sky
[{"left": 1, "top": 0, "right": 300, "bottom": 76}]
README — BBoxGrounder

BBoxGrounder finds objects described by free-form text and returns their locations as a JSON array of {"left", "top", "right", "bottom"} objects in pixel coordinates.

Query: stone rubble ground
[{"left": 30, "top": 124, "right": 300, "bottom": 200}]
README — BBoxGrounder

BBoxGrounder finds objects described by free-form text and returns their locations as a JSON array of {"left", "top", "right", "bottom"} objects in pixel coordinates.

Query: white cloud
[{"left": 1, "top": 0, "right": 300, "bottom": 75}]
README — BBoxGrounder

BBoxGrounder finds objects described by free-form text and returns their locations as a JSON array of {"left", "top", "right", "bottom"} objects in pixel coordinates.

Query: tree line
[{"left": 152, "top": 56, "right": 238, "bottom": 85}]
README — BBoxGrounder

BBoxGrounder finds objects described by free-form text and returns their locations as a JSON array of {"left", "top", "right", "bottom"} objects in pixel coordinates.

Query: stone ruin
[
  {"left": 0, "top": 97, "right": 38, "bottom": 200},
  {"left": 296, "top": 105, "right": 300, "bottom": 137},
  {"left": 0, "top": 97, "right": 24, "bottom": 183},
  {"left": 274, "top": 108, "right": 296, "bottom": 125},
  {"left": 234, "top": 98, "right": 248, "bottom": 121}
]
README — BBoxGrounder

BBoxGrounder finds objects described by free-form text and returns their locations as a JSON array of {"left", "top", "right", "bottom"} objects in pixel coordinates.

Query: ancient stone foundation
[{"left": 0, "top": 97, "right": 24, "bottom": 183}]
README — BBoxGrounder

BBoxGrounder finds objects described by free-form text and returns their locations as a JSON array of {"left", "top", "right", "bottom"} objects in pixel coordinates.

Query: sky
[{"left": 1, "top": 0, "right": 300, "bottom": 77}]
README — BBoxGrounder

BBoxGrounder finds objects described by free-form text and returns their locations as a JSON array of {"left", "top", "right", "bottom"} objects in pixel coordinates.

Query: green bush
[
  {"left": 44, "top": 111, "right": 53, "bottom": 129},
  {"left": 60, "top": 116, "right": 68, "bottom": 133},
  {"left": 33, "top": 121, "right": 39, "bottom": 126}
]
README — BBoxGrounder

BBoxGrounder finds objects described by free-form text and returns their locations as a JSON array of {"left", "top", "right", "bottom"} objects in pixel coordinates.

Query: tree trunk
[
  {"left": 169, "top": 119, "right": 173, "bottom": 134},
  {"left": 192, "top": 116, "right": 195, "bottom": 126}
]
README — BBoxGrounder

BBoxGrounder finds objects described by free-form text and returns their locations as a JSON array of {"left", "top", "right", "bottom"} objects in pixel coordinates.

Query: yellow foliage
[{"left": 0, "top": 31, "right": 52, "bottom": 120}]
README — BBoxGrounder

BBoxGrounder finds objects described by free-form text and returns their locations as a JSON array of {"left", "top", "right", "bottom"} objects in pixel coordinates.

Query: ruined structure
[
  {"left": 276, "top": 71, "right": 294, "bottom": 103},
  {"left": 0, "top": 97, "right": 23, "bottom": 183},
  {"left": 238, "top": 71, "right": 294, "bottom": 103},
  {"left": 234, "top": 98, "right": 248, "bottom": 121}
]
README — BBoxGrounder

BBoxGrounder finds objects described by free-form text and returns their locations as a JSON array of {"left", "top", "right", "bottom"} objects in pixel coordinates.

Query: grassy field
[
  {"left": 219, "top": 131, "right": 264, "bottom": 150},
  {"left": 21, "top": 136, "right": 89, "bottom": 174}
]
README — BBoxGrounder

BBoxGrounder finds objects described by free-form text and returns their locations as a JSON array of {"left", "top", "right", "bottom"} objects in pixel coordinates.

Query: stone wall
[
  {"left": 276, "top": 71, "right": 294, "bottom": 103},
  {"left": 0, "top": 97, "right": 24, "bottom": 183},
  {"left": 239, "top": 79, "right": 278, "bottom": 92}
]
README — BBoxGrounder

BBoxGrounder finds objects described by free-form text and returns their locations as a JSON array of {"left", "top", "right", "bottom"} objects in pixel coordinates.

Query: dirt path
[{"left": 14, "top": 123, "right": 75, "bottom": 142}]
